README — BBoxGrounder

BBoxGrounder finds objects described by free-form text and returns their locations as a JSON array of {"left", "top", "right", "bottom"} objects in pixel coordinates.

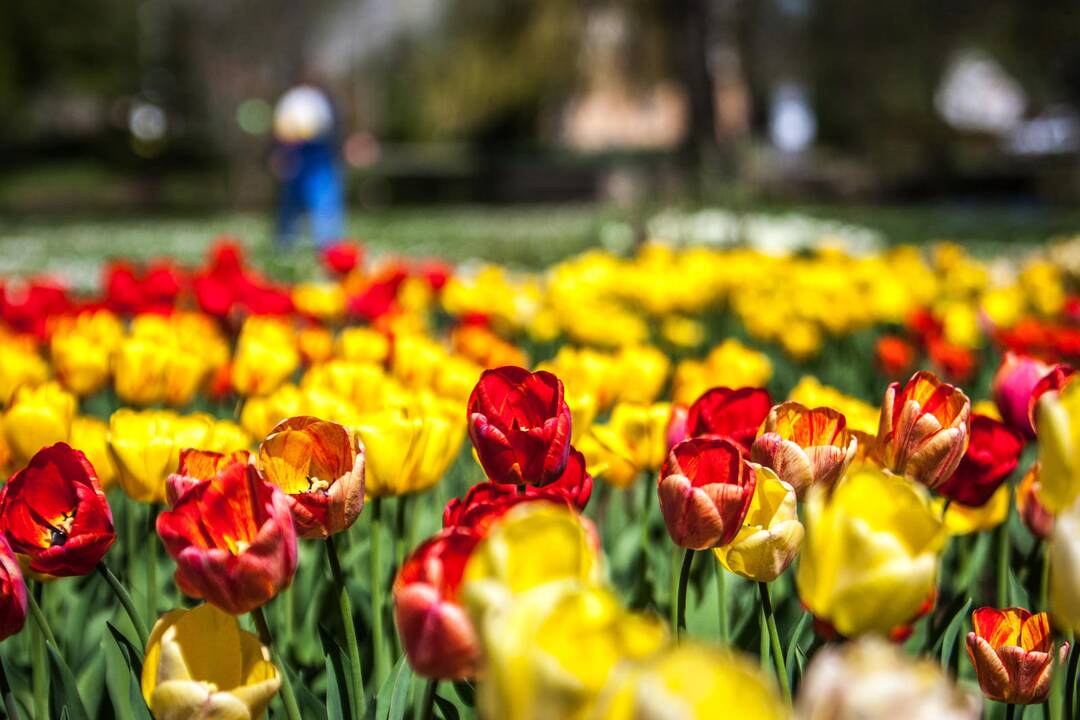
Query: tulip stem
[
  {"left": 997, "top": 515, "right": 1011, "bottom": 608},
  {"left": 251, "top": 605, "right": 303, "bottom": 720},
  {"left": 26, "top": 583, "right": 58, "bottom": 649},
  {"left": 29, "top": 584, "right": 46, "bottom": 719},
  {"left": 419, "top": 678, "right": 438, "bottom": 720},
  {"left": 716, "top": 562, "right": 729, "bottom": 644},
  {"left": 0, "top": 657, "right": 19, "bottom": 720},
  {"left": 371, "top": 497, "right": 386, "bottom": 689},
  {"left": 1040, "top": 541, "right": 1050, "bottom": 613},
  {"left": 96, "top": 561, "right": 151, "bottom": 649},
  {"left": 147, "top": 504, "right": 159, "bottom": 622},
  {"left": 1066, "top": 637, "right": 1080, "bottom": 720},
  {"left": 758, "top": 581, "right": 791, "bottom": 705},
  {"left": 676, "top": 548, "right": 694, "bottom": 640},
  {"left": 1005, "top": 703, "right": 1016, "bottom": 720},
  {"left": 327, "top": 534, "right": 365, "bottom": 716}
]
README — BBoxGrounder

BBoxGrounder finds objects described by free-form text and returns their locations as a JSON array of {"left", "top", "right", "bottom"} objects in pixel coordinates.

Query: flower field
[{"left": 2, "top": 230, "right": 1080, "bottom": 719}]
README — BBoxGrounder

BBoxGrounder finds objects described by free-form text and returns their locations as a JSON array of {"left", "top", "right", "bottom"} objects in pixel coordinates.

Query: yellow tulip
[
  {"left": 788, "top": 376, "right": 879, "bottom": 435},
  {"left": 596, "top": 644, "right": 787, "bottom": 720},
  {"left": 796, "top": 466, "right": 946, "bottom": 637},
  {"left": 301, "top": 360, "right": 391, "bottom": 413},
  {"left": 2, "top": 381, "right": 76, "bottom": 466},
  {"left": 50, "top": 327, "right": 112, "bottom": 396},
  {"left": 335, "top": 326, "right": 390, "bottom": 365},
  {"left": 611, "top": 346, "right": 670, "bottom": 405},
  {"left": 1049, "top": 495, "right": 1080, "bottom": 635},
  {"left": 231, "top": 318, "right": 299, "bottom": 397},
  {"left": 70, "top": 415, "right": 118, "bottom": 490},
  {"left": 209, "top": 421, "right": 253, "bottom": 454},
  {"left": 714, "top": 466, "right": 803, "bottom": 582},
  {"left": 931, "top": 484, "right": 1009, "bottom": 535},
  {"left": 239, "top": 385, "right": 305, "bottom": 440},
  {"left": 390, "top": 334, "right": 444, "bottom": 389},
  {"left": 0, "top": 342, "right": 48, "bottom": 408},
  {"left": 142, "top": 603, "right": 280, "bottom": 720},
  {"left": 474, "top": 582, "right": 665, "bottom": 720},
  {"left": 297, "top": 325, "right": 335, "bottom": 365},
  {"left": 108, "top": 409, "right": 216, "bottom": 504},
  {"left": 113, "top": 336, "right": 168, "bottom": 406},
  {"left": 1036, "top": 379, "right": 1080, "bottom": 513},
  {"left": 586, "top": 402, "right": 671, "bottom": 489},
  {"left": 291, "top": 282, "right": 346, "bottom": 320}
]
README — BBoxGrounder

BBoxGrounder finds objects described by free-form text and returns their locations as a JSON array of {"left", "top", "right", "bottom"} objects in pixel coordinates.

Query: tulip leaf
[
  {"left": 318, "top": 625, "right": 352, "bottom": 720},
  {"left": 938, "top": 597, "right": 972, "bottom": 670},
  {"left": 434, "top": 694, "right": 462, "bottom": 720},
  {"left": 927, "top": 592, "right": 971, "bottom": 655},
  {"left": 784, "top": 612, "right": 811, "bottom": 686},
  {"left": 105, "top": 623, "right": 152, "bottom": 720},
  {"left": 1008, "top": 569, "right": 1031, "bottom": 611},
  {"left": 452, "top": 679, "right": 476, "bottom": 707},
  {"left": 47, "top": 643, "right": 90, "bottom": 720},
  {"left": 281, "top": 658, "right": 326, "bottom": 719},
  {"left": 374, "top": 655, "right": 412, "bottom": 720}
]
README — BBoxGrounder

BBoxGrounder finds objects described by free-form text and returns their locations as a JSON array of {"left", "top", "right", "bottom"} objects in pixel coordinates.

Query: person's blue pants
[{"left": 277, "top": 150, "right": 345, "bottom": 249}]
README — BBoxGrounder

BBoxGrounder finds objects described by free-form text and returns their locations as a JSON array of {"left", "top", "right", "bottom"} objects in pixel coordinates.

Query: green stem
[
  {"left": 30, "top": 584, "right": 46, "bottom": 719},
  {"left": 97, "top": 561, "right": 151, "bottom": 648},
  {"left": 371, "top": 497, "right": 386, "bottom": 688},
  {"left": 147, "top": 504, "right": 159, "bottom": 621},
  {"left": 419, "top": 678, "right": 438, "bottom": 720},
  {"left": 1005, "top": 703, "right": 1016, "bottom": 720},
  {"left": 125, "top": 498, "right": 138, "bottom": 585},
  {"left": 327, "top": 534, "right": 365, "bottom": 715},
  {"left": 251, "top": 605, "right": 302, "bottom": 720},
  {"left": 676, "top": 549, "right": 694, "bottom": 640},
  {"left": 0, "top": 656, "right": 19, "bottom": 720},
  {"left": 758, "top": 581, "right": 792, "bottom": 705},
  {"left": 1041, "top": 541, "right": 1051, "bottom": 614},
  {"left": 26, "top": 584, "right": 57, "bottom": 649},
  {"left": 1066, "top": 637, "right": 1079, "bottom": 720},
  {"left": 669, "top": 547, "right": 679, "bottom": 633},
  {"left": 716, "top": 561, "right": 729, "bottom": 644},
  {"left": 639, "top": 478, "right": 653, "bottom": 599},
  {"left": 997, "top": 515, "right": 1011, "bottom": 608}
]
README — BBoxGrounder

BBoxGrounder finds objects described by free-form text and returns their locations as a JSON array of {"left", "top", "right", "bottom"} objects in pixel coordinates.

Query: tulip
[
  {"left": 142, "top": 603, "right": 281, "bottom": 720},
  {"left": 797, "top": 466, "right": 947, "bottom": 637},
  {"left": 49, "top": 323, "right": 112, "bottom": 396},
  {"left": 934, "top": 484, "right": 1009, "bottom": 536},
  {"left": 966, "top": 607, "right": 1067, "bottom": 705},
  {"left": 993, "top": 353, "right": 1053, "bottom": 438},
  {"left": 0, "top": 537, "right": 27, "bottom": 642},
  {"left": 257, "top": 416, "right": 365, "bottom": 538},
  {"left": 658, "top": 437, "right": 756, "bottom": 550},
  {"left": 1035, "top": 376, "right": 1080, "bottom": 512},
  {"left": 1017, "top": 463, "right": 1053, "bottom": 541},
  {"left": 108, "top": 409, "right": 217, "bottom": 504},
  {"left": 750, "top": 401, "right": 857, "bottom": 496},
  {"left": 877, "top": 370, "right": 971, "bottom": 489},
  {"left": 167, "top": 449, "right": 252, "bottom": 506},
  {"left": 467, "top": 366, "right": 572, "bottom": 487},
  {"left": 596, "top": 644, "right": 787, "bottom": 720},
  {"left": 0, "top": 342, "right": 48, "bottom": 408},
  {"left": 231, "top": 318, "right": 300, "bottom": 397},
  {"left": 156, "top": 457, "right": 298, "bottom": 614},
  {"left": 393, "top": 528, "right": 482, "bottom": 679},
  {"left": 875, "top": 334, "right": 915, "bottom": 378},
  {"left": 936, "top": 414, "right": 1024, "bottom": 507},
  {"left": 70, "top": 415, "right": 118, "bottom": 490},
  {"left": 1028, "top": 364, "right": 1075, "bottom": 430},
  {"left": 789, "top": 374, "right": 880, "bottom": 435},
  {"left": 685, "top": 386, "right": 772, "bottom": 452},
  {"left": 0, "top": 443, "right": 115, "bottom": 576},
  {"left": 1, "top": 381, "right": 76, "bottom": 467},
  {"left": 112, "top": 335, "right": 168, "bottom": 406},
  {"left": 585, "top": 402, "right": 671, "bottom": 489},
  {"left": 322, "top": 241, "right": 362, "bottom": 275},
  {"left": 713, "top": 466, "right": 803, "bottom": 582},
  {"left": 470, "top": 582, "right": 666, "bottom": 720},
  {"left": 1049, "top": 494, "right": 1080, "bottom": 635},
  {"left": 795, "top": 636, "right": 980, "bottom": 719}
]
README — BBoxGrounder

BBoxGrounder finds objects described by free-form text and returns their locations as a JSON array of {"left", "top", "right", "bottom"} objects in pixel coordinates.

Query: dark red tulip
[
  {"left": 0, "top": 443, "right": 115, "bottom": 576},
  {"left": 937, "top": 415, "right": 1024, "bottom": 507},
  {"left": 0, "top": 537, "right": 26, "bottom": 642},
  {"left": 467, "top": 366, "right": 572, "bottom": 486},
  {"left": 322, "top": 241, "right": 363, "bottom": 276},
  {"left": 685, "top": 386, "right": 772, "bottom": 452}
]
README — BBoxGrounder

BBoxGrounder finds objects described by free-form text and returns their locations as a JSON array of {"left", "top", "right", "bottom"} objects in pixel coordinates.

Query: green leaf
[
  {"left": 375, "top": 655, "right": 412, "bottom": 720},
  {"left": 434, "top": 694, "right": 462, "bottom": 720},
  {"left": 107, "top": 622, "right": 145, "bottom": 670},
  {"left": 784, "top": 612, "right": 811, "bottom": 686},
  {"left": 939, "top": 597, "right": 972, "bottom": 670},
  {"left": 106, "top": 624, "right": 152, "bottom": 720},
  {"left": 318, "top": 625, "right": 352, "bottom": 719},
  {"left": 452, "top": 679, "right": 476, "bottom": 707},
  {"left": 927, "top": 593, "right": 971, "bottom": 655},
  {"left": 282, "top": 655, "right": 326, "bottom": 719},
  {"left": 46, "top": 643, "right": 89, "bottom": 720}
]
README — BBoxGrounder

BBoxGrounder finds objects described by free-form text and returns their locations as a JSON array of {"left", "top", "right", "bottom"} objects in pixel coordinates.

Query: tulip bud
[
  {"left": 142, "top": 603, "right": 281, "bottom": 719},
  {"left": 258, "top": 416, "right": 365, "bottom": 539},
  {"left": 0, "top": 443, "right": 115, "bottom": 576},
  {"left": 467, "top": 367, "right": 572, "bottom": 487},
  {"left": 966, "top": 607, "right": 1067, "bottom": 705},
  {"left": 1, "top": 381, "right": 76, "bottom": 467},
  {"left": 993, "top": 353, "right": 1052, "bottom": 438},
  {"left": 685, "top": 386, "right": 771, "bottom": 452},
  {"left": 1017, "top": 463, "right": 1053, "bottom": 541},
  {"left": 877, "top": 370, "right": 970, "bottom": 489},
  {"left": 713, "top": 465, "right": 803, "bottom": 582},
  {"left": 157, "top": 458, "right": 298, "bottom": 614},
  {"left": 797, "top": 466, "right": 946, "bottom": 637},
  {"left": 658, "top": 437, "right": 757, "bottom": 550},
  {"left": 936, "top": 414, "right": 1024, "bottom": 507},
  {"left": 393, "top": 528, "right": 482, "bottom": 679},
  {"left": 795, "top": 636, "right": 980, "bottom": 719},
  {"left": 0, "top": 537, "right": 27, "bottom": 642},
  {"left": 750, "top": 401, "right": 857, "bottom": 497}
]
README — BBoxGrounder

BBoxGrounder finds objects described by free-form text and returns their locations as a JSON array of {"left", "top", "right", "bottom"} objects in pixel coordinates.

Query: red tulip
[
  {"left": 467, "top": 366, "right": 572, "bottom": 487},
  {"left": 1017, "top": 463, "right": 1054, "bottom": 541},
  {"left": 1028, "top": 364, "right": 1076, "bottom": 431},
  {"left": 875, "top": 335, "right": 915, "bottom": 378},
  {"left": 156, "top": 457, "right": 298, "bottom": 614},
  {"left": 322, "top": 241, "right": 363, "bottom": 276},
  {"left": 657, "top": 437, "right": 757, "bottom": 550},
  {"left": 166, "top": 449, "right": 252, "bottom": 506},
  {"left": 966, "top": 607, "right": 1068, "bottom": 705},
  {"left": 877, "top": 371, "right": 970, "bottom": 489},
  {"left": 666, "top": 404, "right": 689, "bottom": 450},
  {"left": 751, "top": 402, "right": 857, "bottom": 497},
  {"left": 993, "top": 353, "right": 1052, "bottom": 438},
  {"left": 685, "top": 387, "right": 772, "bottom": 453},
  {"left": 0, "top": 443, "right": 115, "bottom": 576},
  {"left": 937, "top": 415, "right": 1024, "bottom": 507},
  {"left": 393, "top": 528, "right": 482, "bottom": 679},
  {"left": 0, "top": 537, "right": 27, "bottom": 642}
]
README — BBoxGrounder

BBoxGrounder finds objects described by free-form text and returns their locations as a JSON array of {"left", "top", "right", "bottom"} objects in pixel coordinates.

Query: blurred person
[{"left": 272, "top": 82, "right": 345, "bottom": 249}]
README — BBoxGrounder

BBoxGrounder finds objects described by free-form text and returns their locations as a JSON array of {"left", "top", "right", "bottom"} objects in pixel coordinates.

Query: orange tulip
[
  {"left": 965, "top": 607, "right": 1068, "bottom": 705},
  {"left": 750, "top": 402, "right": 857, "bottom": 496},
  {"left": 877, "top": 370, "right": 970, "bottom": 488}
]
